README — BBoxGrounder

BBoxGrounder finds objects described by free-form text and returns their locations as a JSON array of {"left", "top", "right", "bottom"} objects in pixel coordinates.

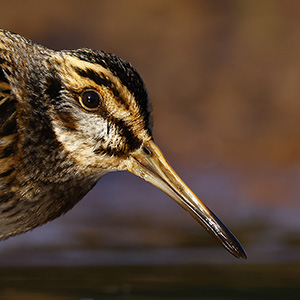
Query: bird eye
[{"left": 80, "top": 90, "right": 101, "bottom": 110}]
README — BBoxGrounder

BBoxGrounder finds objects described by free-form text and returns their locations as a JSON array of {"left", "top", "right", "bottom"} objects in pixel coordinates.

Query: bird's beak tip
[{"left": 127, "top": 139, "right": 247, "bottom": 259}]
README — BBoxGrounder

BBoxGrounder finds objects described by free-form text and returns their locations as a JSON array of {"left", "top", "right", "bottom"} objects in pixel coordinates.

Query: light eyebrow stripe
[
  {"left": 55, "top": 54, "right": 150, "bottom": 140},
  {"left": 74, "top": 67, "right": 131, "bottom": 110}
]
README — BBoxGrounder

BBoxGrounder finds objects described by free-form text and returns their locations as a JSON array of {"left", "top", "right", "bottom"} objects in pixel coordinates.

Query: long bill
[{"left": 127, "top": 139, "right": 247, "bottom": 259}]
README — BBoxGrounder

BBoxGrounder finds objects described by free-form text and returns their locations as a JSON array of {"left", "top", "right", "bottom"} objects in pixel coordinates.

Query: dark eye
[{"left": 80, "top": 90, "right": 101, "bottom": 110}]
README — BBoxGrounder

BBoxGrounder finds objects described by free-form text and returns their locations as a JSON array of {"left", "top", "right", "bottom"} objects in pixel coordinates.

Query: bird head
[
  {"left": 46, "top": 49, "right": 246, "bottom": 259},
  {"left": 47, "top": 49, "right": 153, "bottom": 174},
  {"left": 0, "top": 30, "right": 246, "bottom": 258}
]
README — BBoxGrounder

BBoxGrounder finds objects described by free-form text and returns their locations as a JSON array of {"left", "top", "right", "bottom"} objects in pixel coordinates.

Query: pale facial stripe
[
  {"left": 54, "top": 54, "right": 150, "bottom": 153},
  {"left": 58, "top": 54, "right": 150, "bottom": 135}
]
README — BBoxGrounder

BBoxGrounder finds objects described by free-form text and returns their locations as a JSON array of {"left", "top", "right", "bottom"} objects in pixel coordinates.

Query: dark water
[
  {"left": 0, "top": 168, "right": 299, "bottom": 299},
  {"left": 0, "top": 264, "right": 299, "bottom": 300}
]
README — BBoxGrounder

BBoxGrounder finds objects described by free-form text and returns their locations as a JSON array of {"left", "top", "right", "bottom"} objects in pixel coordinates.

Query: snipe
[{"left": 0, "top": 29, "right": 246, "bottom": 259}]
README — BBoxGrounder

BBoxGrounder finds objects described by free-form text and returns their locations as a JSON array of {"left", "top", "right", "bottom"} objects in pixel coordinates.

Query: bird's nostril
[{"left": 142, "top": 146, "right": 152, "bottom": 156}]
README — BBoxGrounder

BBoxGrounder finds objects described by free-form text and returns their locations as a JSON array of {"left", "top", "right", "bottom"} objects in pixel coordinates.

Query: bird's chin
[{"left": 126, "top": 139, "right": 246, "bottom": 259}]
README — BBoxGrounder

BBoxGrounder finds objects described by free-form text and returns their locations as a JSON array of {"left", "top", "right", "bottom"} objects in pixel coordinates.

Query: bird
[{"left": 0, "top": 29, "right": 246, "bottom": 259}]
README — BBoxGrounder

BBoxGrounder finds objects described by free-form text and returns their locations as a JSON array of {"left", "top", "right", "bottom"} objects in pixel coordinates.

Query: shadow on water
[{"left": 0, "top": 264, "right": 300, "bottom": 300}]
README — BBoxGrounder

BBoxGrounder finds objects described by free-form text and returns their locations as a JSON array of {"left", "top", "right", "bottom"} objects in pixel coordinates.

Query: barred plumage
[{"left": 0, "top": 29, "right": 246, "bottom": 258}]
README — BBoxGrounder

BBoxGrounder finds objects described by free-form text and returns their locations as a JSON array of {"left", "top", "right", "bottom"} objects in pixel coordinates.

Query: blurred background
[{"left": 1, "top": 0, "right": 300, "bottom": 298}]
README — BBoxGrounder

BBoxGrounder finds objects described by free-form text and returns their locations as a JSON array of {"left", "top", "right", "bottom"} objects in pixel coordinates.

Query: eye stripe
[
  {"left": 74, "top": 67, "right": 130, "bottom": 110},
  {"left": 75, "top": 67, "right": 109, "bottom": 86},
  {"left": 93, "top": 145, "right": 125, "bottom": 157},
  {"left": 70, "top": 50, "right": 152, "bottom": 135},
  {"left": 100, "top": 109, "right": 142, "bottom": 154},
  {"left": 72, "top": 66, "right": 144, "bottom": 155}
]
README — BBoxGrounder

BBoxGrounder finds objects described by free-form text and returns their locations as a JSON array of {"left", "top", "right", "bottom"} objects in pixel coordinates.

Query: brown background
[
  {"left": 0, "top": 0, "right": 300, "bottom": 263},
  {"left": 3, "top": 0, "right": 300, "bottom": 166}
]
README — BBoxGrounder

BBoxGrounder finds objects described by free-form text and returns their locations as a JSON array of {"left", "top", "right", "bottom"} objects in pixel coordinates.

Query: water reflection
[
  {"left": 0, "top": 264, "right": 299, "bottom": 299},
  {"left": 0, "top": 165, "right": 299, "bottom": 265}
]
